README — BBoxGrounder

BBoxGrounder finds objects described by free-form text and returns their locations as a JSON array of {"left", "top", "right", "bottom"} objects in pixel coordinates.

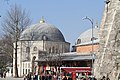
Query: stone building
[
  {"left": 94, "top": 0, "right": 120, "bottom": 80},
  {"left": 13, "top": 19, "right": 70, "bottom": 77},
  {"left": 74, "top": 27, "right": 99, "bottom": 53},
  {"left": 12, "top": 18, "right": 100, "bottom": 78}
]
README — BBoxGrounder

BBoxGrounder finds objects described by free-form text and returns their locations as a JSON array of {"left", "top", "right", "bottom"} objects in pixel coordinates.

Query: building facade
[
  {"left": 12, "top": 18, "right": 100, "bottom": 79},
  {"left": 73, "top": 27, "right": 100, "bottom": 53},
  {"left": 13, "top": 19, "right": 70, "bottom": 77}
]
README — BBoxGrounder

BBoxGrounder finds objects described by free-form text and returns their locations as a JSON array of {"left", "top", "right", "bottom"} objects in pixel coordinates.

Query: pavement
[{"left": 0, "top": 77, "right": 24, "bottom": 80}]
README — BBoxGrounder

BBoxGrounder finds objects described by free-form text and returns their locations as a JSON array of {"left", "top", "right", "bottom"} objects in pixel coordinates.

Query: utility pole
[{"left": 14, "top": 20, "right": 19, "bottom": 77}]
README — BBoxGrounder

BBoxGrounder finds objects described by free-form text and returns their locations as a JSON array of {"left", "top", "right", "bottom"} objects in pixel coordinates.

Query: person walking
[
  {"left": 62, "top": 76, "right": 67, "bottom": 80},
  {"left": 101, "top": 76, "right": 106, "bottom": 80},
  {"left": 3, "top": 71, "right": 6, "bottom": 78}
]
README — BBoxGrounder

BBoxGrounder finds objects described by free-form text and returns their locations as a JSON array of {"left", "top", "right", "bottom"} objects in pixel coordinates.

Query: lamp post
[{"left": 83, "top": 16, "right": 94, "bottom": 79}]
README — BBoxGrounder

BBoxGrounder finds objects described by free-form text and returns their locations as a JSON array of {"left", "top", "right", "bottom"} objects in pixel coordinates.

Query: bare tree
[
  {"left": 1, "top": 4, "right": 31, "bottom": 77},
  {"left": 0, "top": 35, "right": 13, "bottom": 59}
]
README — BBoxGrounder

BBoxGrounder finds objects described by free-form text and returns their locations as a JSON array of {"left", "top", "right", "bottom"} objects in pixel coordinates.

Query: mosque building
[
  {"left": 74, "top": 26, "right": 100, "bottom": 53},
  {"left": 13, "top": 18, "right": 70, "bottom": 77},
  {"left": 13, "top": 18, "right": 100, "bottom": 78}
]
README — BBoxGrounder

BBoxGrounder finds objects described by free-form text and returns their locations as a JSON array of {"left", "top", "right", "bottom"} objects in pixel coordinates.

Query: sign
[{"left": 61, "top": 67, "right": 92, "bottom": 73}]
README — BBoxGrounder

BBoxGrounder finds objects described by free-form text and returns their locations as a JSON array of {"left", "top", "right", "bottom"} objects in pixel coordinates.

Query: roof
[
  {"left": 61, "top": 52, "right": 95, "bottom": 61},
  {"left": 34, "top": 52, "right": 95, "bottom": 62},
  {"left": 20, "top": 22, "right": 65, "bottom": 42},
  {"left": 75, "top": 39, "right": 99, "bottom": 46},
  {"left": 76, "top": 28, "right": 100, "bottom": 45}
]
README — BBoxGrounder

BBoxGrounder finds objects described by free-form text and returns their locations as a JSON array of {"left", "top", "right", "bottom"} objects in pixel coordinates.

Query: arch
[
  {"left": 77, "top": 39, "right": 81, "bottom": 44},
  {"left": 56, "top": 48, "right": 58, "bottom": 53},
  {"left": 42, "top": 35, "right": 48, "bottom": 41},
  {"left": 26, "top": 47, "right": 30, "bottom": 53},
  {"left": 33, "top": 46, "right": 37, "bottom": 51},
  {"left": 49, "top": 47, "right": 51, "bottom": 53},
  {"left": 52, "top": 47, "right": 55, "bottom": 53}
]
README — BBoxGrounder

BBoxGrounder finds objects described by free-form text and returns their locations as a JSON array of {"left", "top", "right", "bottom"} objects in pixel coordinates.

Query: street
[{"left": 0, "top": 77, "right": 24, "bottom": 80}]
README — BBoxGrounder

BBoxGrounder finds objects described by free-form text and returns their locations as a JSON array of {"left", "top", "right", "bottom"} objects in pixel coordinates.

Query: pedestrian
[
  {"left": 27, "top": 73, "right": 32, "bottom": 80},
  {"left": 58, "top": 74, "right": 61, "bottom": 80},
  {"left": 62, "top": 76, "right": 67, "bottom": 80},
  {"left": 101, "top": 76, "right": 105, "bottom": 80},
  {"left": 106, "top": 77, "right": 110, "bottom": 80},
  {"left": 3, "top": 71, "right": 6, "bottom": 78},
  {"left": 53, "top": 73, "right": 57, "bottom": 80},
  {"left": 106, "top": 73, "right": 110, "bottom": 80},
  {"left": 1, "top": 73, "right": 3, "bottom": 78}
]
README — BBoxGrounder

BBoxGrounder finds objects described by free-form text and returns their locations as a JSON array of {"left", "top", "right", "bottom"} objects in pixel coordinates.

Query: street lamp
[{"left": 83, "top": 16, "right": 94, "bottom": 79}]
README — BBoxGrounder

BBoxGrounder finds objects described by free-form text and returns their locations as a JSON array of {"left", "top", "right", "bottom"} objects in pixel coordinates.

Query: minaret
[{"left": 94, "top": 0, "right": 120, "bottom": 79}]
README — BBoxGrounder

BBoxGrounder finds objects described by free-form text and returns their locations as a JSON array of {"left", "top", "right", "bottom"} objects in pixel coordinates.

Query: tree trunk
[
  {"left": 14, "top": 21, "right": 19, "bottom": 77},
  {"left": 15, "top": 39, "right": 19, "bottom": 77}
]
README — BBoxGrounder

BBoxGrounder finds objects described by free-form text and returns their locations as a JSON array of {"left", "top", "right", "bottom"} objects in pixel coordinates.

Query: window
[
  {"left": 23, "top": 69, "right": 24, "bottom": 74},
  {"left": 56, "top": 48, "right": 58, "bottom": 53},
  {"left": 23, "top": 63, "right": 24, "bottom": 68},
  {"left": 26, "top": 47, "right": 30, "bottom": 53},
  {"left": 52, "top": 47, "right": 55, "bottom": 53},
  {"left": 25, "top": 63, "right": 27, "bottom": 68},
  {"left": 77, "top": 39, "right": 81, "bottom": 44},
  {"left": 26, "top": 69, "right": 27, "bottom": 74},
  {"left": 28, "top": 69, "right": 30, "bottom": 73},
  {"left": 33, "top": 46, "right": 37, "bottom": 51},
  {"left": 28, "top": 63, "right": 30, "bottom": 68},
  {"left": 42, "top": 35, "right": 48, "bottom": 41},
  {"left": 49, "top": 48, "right": 51, "bottom": 53}
]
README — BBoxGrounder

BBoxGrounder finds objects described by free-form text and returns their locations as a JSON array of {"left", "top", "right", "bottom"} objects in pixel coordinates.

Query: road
[{"left": 0, "top": 77, "right": 24, "bottom": 80}]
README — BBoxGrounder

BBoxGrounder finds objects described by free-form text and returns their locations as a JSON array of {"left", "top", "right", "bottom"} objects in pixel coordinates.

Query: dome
[
  {"left": 20, "top": 21, "right": 65, "bottom": 42},
  {"left": 76, "top": 28, "right": 100, "bottom": 45}
]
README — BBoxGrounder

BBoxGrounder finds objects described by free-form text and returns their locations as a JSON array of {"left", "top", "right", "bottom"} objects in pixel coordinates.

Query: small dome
[
  {"left": 76, "top": 28, "right": 100, "bottom": 45},
  {"left": 20, "top": 22, "right": 65, "bottom": 42}
]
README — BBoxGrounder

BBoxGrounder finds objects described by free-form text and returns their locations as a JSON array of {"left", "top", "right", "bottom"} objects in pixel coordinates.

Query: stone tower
[{"left": 94, "top": 0, "right": 120, "bottom": 80}]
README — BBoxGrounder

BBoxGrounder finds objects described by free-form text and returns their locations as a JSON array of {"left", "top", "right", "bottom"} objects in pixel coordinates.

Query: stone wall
[{"left": 94, "top": 0, "right": 120, "bottom": 80}]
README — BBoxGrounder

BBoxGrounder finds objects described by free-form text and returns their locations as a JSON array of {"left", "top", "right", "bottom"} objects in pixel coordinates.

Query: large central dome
[{"left": 20, "top": 20, "right": 65, "bottom": 42}]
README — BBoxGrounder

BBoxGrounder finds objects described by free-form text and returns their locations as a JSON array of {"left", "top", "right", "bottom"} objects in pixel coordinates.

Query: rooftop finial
[{"left": 40, "top": 16, "right": 45, "bottom": 23}]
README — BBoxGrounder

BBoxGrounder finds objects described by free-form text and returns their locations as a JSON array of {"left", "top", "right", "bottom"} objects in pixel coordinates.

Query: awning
[{"left": 61, "top": 67, "right": 92, "bottom": 73}]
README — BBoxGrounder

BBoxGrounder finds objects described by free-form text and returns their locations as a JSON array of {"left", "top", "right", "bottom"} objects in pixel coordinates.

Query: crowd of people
[
  {"left": 100, "top": 76, "right": 110, "bottom": 80},
  {"left": 23, "top": 72, "right": 111, "bottom": 80}
]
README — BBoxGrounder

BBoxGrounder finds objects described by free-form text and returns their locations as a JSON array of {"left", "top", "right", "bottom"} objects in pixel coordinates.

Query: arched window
[
  {"left": 26, "top": 47, "right": 30, "bottom": 53},
  {"left": 77, "top": 39, "right": 81, "bottom": 44},
  {"left": 52, "top": 47, "right": 55, "bottom": 53},
  {"left": 56, "top": 48, "right": 58, "bottom": 53},
  {"left": 42, "top": 35, "right": 48, "bottom": 41},
  {"left": 33, "top": 46, "right": 37, "bottom": 51},
  {"left": 49, "top": 48, "right": 51, "bottom": 53}
]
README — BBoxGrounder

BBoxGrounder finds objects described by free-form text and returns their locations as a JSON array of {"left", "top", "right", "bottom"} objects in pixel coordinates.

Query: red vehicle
[{"left": 60, "top": 67, "right": 92, "bottom": 80}]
